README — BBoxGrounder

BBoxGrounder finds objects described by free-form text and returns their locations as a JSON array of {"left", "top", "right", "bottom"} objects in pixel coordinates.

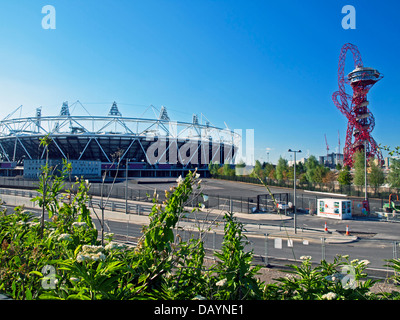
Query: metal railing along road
[{"left": 1, "top": 186, "right": 400, "bottom": 278}]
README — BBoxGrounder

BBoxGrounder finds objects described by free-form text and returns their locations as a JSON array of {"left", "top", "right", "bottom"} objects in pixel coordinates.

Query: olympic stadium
[{"left": 0, "top": 101, "right": 239, "bottom": 178}]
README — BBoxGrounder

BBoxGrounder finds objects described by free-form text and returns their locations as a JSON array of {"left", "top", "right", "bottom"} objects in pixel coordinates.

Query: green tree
[
  {"left": 208, "top": 161, "right": 220, "bottom": 176},
  {"left": 276, "top": 156, "right": 288, "bottom": 181},
  {"left": 296, "top": 162, "right": 306, "bottom": 175},
  {"left": 236, "top": 160, "right": 246, "bottom": 169},
  {"left": 235, "top": 160, "right": 247, "bottom": 176},
  {"left": 287, "top": 165, "right": 294, "bottom": 180},
  {"left": 337, "top": 165, "right": 353, "bottom": 186},
  {"left": 353, "top": 151, "right": 366, "bottom": 188},
  {"left": 368, "top": 160, "right": 385, "bottom": 192},
  {"left": 304, "top": 155, "right": 319, "bottom": 183},
  {"left": 388, "top": 158, "right": 400, "bottom": 188},
  {"left": 263, "top": 163, "right": 274, "bottom": 179},
  {"left": 222, "top": 163, "right": 235, "bottom": 176},
  {"left": 314, "top": 166, "right": 329, "bottom": 184},
  {"left": 251, "top": 160, "right": 264, "bottom": 179}
]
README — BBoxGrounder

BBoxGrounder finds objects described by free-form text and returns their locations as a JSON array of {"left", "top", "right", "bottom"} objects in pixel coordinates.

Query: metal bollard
[
  {"left": 264, "top": 234, "right": 269, "bottom": 266},
  {"left": 213, "top": 231, "right": 216, "bottom": 251}
]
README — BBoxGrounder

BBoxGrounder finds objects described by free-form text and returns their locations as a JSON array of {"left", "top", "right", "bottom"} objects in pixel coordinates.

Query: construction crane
[
  {"left": 332, "top": 43, "right": 383, "bottom": 167},
  {"left": 324, "top": 134, "right": 329, "bottom": 166}
]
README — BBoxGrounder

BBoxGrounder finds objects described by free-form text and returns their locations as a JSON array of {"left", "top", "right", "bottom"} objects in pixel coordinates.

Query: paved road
[
  {"left": 84, "top": 199, "right": 399, "bottom": 271},
  {"left": 107, "top": 177, "right": 385, "bottom": 215},
  {"left": 4, "top": 176, "right": 400, "bottom": 273},
  {"left": 92, "top": 212, "right": 397, "bottom": 273}
]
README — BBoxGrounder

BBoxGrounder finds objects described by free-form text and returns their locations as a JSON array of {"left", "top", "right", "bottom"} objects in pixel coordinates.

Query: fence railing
[
  {"left": 0, "top": 175, "right": 393, "bottom": 217},
  {"left": 212, "top": 174, "right": 400, "bottom": 201}
]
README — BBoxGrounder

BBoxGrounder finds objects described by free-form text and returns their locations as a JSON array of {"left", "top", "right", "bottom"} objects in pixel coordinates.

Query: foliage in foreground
[{"left": 2, "top": 169, "right": 400, "bottom": 300}]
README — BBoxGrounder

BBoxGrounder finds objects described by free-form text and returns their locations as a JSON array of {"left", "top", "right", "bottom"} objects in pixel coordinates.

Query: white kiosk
[{"left": 317, "top": 198, "right": 352, "bottom": 220}]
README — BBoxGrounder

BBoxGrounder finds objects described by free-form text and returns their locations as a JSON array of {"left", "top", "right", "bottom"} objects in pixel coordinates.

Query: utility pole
[
  {"left": 338, "top": 130, "right": 341, "bottom": 166},
  {"left": 364, "top": 140, "right": 368, "bottom": 201},
  {"left": 288, "top": 149, "right": 301, "bottom": 234},
  {"left": 126, "top": 157, "right": 129, "bottom": 214}
]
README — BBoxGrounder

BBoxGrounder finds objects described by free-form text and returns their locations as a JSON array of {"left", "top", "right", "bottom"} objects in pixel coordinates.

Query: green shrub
[{"left": 2, "top": 161, "right": 400, "bottom": 300}]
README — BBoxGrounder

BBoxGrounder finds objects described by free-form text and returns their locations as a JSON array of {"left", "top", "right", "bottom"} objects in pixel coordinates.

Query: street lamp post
[
  {"left": 288, "top": 149, "right": 301, "bottom": 234},
  {"left": 126, "top": 158, "right": 129, "bottom": 214},
  {"left": 364, "top": 140, "right": 368, "bottom": 201}
]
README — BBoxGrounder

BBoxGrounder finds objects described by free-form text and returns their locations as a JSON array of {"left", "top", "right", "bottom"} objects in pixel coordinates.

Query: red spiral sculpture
[{"left": 332, "top": 43, "right": 383, "bottom": 167}]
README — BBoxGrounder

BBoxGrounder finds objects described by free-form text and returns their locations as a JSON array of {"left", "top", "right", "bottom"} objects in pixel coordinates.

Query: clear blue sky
[{"left": 0, "top": 0, "right": 399, "bottom": 164}]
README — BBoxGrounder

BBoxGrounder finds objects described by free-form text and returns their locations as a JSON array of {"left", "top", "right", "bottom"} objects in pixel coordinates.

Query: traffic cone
[
  {"left": 324, "top": 221, "right": 328, "bottom": 233},
  {"left": 346, "top": 225, "right": 350, "bottom": 236}
]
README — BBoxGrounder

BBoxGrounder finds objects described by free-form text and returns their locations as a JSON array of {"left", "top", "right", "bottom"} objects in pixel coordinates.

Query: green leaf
[
  {"left": 67, "top": 293, "right": 91, "bottom": 300},
  {"left": 25, "top": 288, "right": 32, "bottom": 300},
  {"left": 39, "top": 293, "right": 63, "bottom": 300},
  {"left": 29, "top": 270, "right": 43, "bottom": 277}
]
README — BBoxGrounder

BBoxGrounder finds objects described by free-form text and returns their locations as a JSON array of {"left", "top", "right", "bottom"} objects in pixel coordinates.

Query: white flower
[
  {"left": 58, "top": 233, "right": 73, "bottom": 241},
  {"left": 76, "top": 245, "right": 106, "bottom": 263},
  {"left": 76, "top": 254, "right": 87, "bottom": 263},
  {"left": 300, "top": 256, "right": 312, "bottom": 260},
  {"left": 72, "top": 222, "right": 87, "bottom": 228},
  {"left": 91, "top": 253, "right": 106, "bottom": 261},
  {"left": 216, "top": 279, "right": 227, "bottom": 287},
  {"left": 193, "top": 295, "right": 206, "bottom": 300},
  {"left": 17, "top": 221, "right": 27, "bottom": 226},
  {"left": 70, "top": 277, "right": 80, "bottom": 283},
  {"left": 76, "top": 252, "right": 106, "bottom": 263},
  {"left": 176, "top": 175, "right": 184, "bottom": 186},
  {"left": 82, "top": 245, "right": 103, "bottom": 254},
  {"left": 105, "top": 242, "right": 126, "bottom": 251},
  {"left": 321, "top": 292, "right": 337, "bottom": 300},
  {"left": 359, "top": 259, "right": 370, "bottom": 266},
  {"left": 195, "top": 173, "right": 200, "bottom": 179}
]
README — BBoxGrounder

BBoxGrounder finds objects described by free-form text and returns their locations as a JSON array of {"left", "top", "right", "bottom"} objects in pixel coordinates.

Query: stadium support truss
[{"left": 0, "top": 101, "right": 240, "bottom": 176}]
